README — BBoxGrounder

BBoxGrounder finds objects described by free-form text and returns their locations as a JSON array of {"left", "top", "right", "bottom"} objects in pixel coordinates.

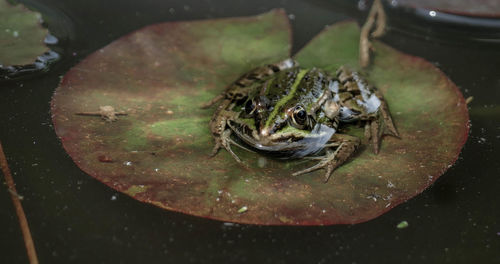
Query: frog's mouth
[{"left": 228, "top": 122, "right": 335, "bottom": 158}]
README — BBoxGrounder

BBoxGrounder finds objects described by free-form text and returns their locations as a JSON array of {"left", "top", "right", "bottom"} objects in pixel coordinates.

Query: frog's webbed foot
[
  {"left": 365, "top": 100, "right": 399, "bottom": 154},
  {"left": 292, "top": 134, "right": 360, "bottom": 183}
]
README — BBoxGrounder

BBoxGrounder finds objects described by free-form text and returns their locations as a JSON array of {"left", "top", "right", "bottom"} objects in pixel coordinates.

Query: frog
[{"left": 202, "top": 58, "right": 399, "bottom": 182}]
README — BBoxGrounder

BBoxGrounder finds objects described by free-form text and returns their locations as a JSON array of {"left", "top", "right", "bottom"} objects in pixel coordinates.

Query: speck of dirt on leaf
[
  {"left": 238, "top": 206, "right": 248, "bottom": 213},
  {"left": 397, "top": 220, "right": 409, "bottom": 229}
]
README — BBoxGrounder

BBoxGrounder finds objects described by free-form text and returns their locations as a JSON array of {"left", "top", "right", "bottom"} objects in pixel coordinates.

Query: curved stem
[
  {"left": 0, "top": 141, "right": 39, "bottom": 264},
  {"left": 359, "top": 0, "right": 387, "bottom": 68}
]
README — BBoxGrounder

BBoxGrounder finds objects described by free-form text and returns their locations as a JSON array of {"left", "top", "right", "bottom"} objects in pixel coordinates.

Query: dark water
[{"left": 1, "top": 0, "right": 500, "bottom": 263}]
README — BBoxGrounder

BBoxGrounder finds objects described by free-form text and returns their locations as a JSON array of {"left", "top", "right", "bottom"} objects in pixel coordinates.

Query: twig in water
[{"left": 0, "top": 141, "right": 39, "bottom": 264}]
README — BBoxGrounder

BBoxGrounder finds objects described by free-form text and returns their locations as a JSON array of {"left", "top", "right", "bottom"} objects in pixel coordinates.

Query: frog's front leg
[
  {"left": 208, "top": 102, "right": 244, "bottom": 163},
  {"left": 211, "top": 127, "right": 243, "bottom": 163},
  {"left": 292, "top": 134, "right": 361, "bottom": 183}
]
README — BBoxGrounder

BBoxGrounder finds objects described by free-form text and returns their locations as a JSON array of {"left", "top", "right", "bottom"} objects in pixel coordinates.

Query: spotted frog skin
[{"left": 202, "top": 59, "right": 399, "bottom": 182}]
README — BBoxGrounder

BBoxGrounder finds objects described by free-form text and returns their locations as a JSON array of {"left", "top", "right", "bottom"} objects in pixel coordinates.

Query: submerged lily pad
[
  {"left": 392, "top": 0, "right": 500, "bottom": 17},
  {"left": 0, "top": 0, "right": 59, "bottom": 80},
  {"left": 51, "top": 10, "right": 469, "bottom": 225}
]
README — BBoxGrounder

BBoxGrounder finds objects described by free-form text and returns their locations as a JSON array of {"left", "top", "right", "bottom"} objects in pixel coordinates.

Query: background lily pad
[
  {"left": 0, "top": 0, "right": 47, "bottom": 65},
  {"left": 51, "top": 10, "right": 469, "bottom": 225},
  {"left": 391, "top": 0, "right": 500, "bottom": 17},
  {"left": 0, "top": 0, "right": 59, "bottom": 80}
]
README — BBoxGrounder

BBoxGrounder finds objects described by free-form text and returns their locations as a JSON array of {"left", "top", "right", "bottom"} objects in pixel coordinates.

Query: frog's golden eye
[
  {"left": 245, "top": 99, "right": 256, "bottom": 115},
  {"left": 292, "top": 106, "right": 308, "bottom": 126}
]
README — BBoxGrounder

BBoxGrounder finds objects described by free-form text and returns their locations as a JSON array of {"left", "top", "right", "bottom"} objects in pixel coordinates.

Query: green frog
[{"left": 202, "top": 59, "right": 399, "bottom": 182}]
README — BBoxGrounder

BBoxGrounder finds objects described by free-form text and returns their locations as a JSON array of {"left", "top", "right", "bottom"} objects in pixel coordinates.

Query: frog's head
[{"left": 231, "top": 96, "right": 337, "bottom": 158}]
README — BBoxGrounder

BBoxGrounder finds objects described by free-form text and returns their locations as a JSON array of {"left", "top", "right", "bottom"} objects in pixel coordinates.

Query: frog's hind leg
[
  {"left": 208, "top": 104, "right": 244, "bottom": 164},
  {"left": 292, "top": 134, "right": 360, "bottom": 183},
  {"left": 232, "top": 58, "right": 297, "bottom": 87},
  {"left": 201, "top": 59, "right": 297, "bottom": 109},
  {"left": 375, "top": 90, "right": 399, "bottom": 138},
  {"left": 365, "top": 91, "right": 399, "bottom": 154},
  {"left": 201, "top": 94, "right": 224, "bottom": 109}
]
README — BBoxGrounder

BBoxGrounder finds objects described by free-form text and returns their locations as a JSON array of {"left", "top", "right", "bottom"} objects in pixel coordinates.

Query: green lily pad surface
[
  {"left": 51, "top": 10, "right": 469, "bottom": 225},
  {"left": 0, "top": 0, "right": 48, "bottom": 65},
  {"left": 0, "top": 0, "right": 59, "bottom": 80}
]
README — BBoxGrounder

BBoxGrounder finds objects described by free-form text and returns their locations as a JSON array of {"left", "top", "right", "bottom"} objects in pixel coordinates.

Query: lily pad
[
  {"left": 391, "top": 0, "right": 500, "bottom": 17},
  {"left": 0, "top": 0, "right": 59, "bottom": 80},
  {"left": 51, "top": 10, "right": 469, "bottom": 225}
]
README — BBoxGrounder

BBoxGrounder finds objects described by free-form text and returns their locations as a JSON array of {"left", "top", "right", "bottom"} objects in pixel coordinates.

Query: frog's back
[{"left": 260, "top": 68, "right": 331, "bottom": 113}]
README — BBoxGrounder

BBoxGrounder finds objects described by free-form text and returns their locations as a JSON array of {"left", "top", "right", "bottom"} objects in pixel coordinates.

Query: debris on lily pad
[
  {"left": 238, "top": 206, "right": 248, "bottom": 214},
  {"left": 75, "top": 105, "right": 128, "bottom": 122},
  {"left": 0, "top": 0, "right": 59, "bottom": 80},
  {"left": 51, "top": 9, "right": 469, "bottom": 225}
]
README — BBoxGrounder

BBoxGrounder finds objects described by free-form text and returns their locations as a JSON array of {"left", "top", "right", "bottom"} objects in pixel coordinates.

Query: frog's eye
[
  {"left": 245, "top": 99, "right": 256, "bottom": 115},
  {"left": 292, "top": 106, "right": 308, "bottom": 126}
]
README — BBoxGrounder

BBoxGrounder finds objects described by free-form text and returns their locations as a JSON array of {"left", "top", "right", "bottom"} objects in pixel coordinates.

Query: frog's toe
[
  {"left": 368, "top": 119, "right": 381, "bottom": 154},
  {"left": 228, "top": 138, "right": 255, "bottom": 153},
  {"left": 291, "top": 149, "right": 336, "bottom": 179},
  {"left": 223, "top": 145, "right": 242, "bottom": 163},
  {"left": 366, "top": 113, "right": 399, "bottom": 154},
  {"left": 323, "top": 164, "right": 335, "bottom": 183},
  {"left": 291, "top": 151, "right": 338, "bottom": 182},
  {"left": 209, "top": 141, "right": 222, "bottom": 157},
  {"left": 221, "top": 129, "right": 243, "bottom": 163}
]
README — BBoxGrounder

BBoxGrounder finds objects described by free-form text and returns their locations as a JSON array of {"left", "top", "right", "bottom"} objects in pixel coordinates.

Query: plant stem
[
  {"left": 0, "top": 141, "right": 39, "bottom": 264},
  {"left": 360, "top": 0, "right": 387, "bottom": 68}
]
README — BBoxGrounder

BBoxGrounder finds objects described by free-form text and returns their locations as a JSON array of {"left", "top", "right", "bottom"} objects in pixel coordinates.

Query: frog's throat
[{"left": 229, "top": 122, "right": 336, "bottom": 158}]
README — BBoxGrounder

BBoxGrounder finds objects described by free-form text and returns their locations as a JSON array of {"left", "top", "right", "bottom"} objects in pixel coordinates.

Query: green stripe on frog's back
[
  {"left": 261, "top": 67, "right": 299, "bottom": 98},
  {"left": 286, "top": 68, "right": 328, "bottom": 110},
  {"left": 264, "top": 69, "right": 309, "bottom": 128}
]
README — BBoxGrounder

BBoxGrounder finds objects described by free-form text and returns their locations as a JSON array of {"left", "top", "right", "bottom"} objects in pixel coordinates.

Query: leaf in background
[
  {"left": 51, "top": 11, "right": 469, "bottom": 225},
  {"left": 391, "top": 0, "right": 500, "bottom": 17},
  {"left": 0, "top": 0, "right": 59, "bottom": 80}
]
